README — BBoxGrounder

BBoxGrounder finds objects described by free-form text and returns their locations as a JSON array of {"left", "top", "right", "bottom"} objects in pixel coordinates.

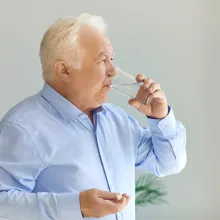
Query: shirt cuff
[
  {"left": 58, "top": 192, "right": 84, "bottom": 220},
  {"left": 147, "top": 106, "right": 177, "bottom": 137}
]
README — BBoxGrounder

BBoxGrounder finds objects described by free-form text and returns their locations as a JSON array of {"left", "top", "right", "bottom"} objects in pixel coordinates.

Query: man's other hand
[{"left": 80, "top": 189, "right": 130, "bottom": 218}]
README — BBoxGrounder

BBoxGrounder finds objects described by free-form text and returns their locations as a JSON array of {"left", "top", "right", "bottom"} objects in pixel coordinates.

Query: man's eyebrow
[
  {"left": 96, "top": 51, "right": 115, "bottom": 59},
  {"left": 97, "top": 51, "right": 106, "bottom": 57}
]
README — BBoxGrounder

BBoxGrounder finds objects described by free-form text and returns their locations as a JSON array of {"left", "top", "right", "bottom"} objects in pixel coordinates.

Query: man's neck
[{"left": 47, "top": 82, "right": 96, "bottom": 124}]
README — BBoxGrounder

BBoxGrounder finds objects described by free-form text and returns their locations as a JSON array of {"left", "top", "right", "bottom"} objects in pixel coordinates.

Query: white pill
[{"left": 117, "top": 194, "right": 122, "bottom": 201}]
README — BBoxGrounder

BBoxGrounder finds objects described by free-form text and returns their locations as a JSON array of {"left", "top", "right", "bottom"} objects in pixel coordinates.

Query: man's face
[{"left": 66, "top": 27, "right": 115, "bottom": 108}]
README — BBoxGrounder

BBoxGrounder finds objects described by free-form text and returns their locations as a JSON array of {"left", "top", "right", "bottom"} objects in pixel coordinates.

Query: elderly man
[{"left": 0, "top": 13, "right": 186, "bottom": 220}]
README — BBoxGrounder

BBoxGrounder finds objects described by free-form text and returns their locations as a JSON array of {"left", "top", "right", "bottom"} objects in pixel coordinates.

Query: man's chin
[{"left": 94, "top": 95, "right": 108, "bottom": 106}]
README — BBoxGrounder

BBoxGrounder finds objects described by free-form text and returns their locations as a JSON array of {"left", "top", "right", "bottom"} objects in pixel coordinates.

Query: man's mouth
[
  {"left": 104, "top": 84, "right": 111, "bottom": 88},
  {"left": 103, "top": 84, "right": 112, "bottom": 90},
  {"left": 103, "top": 82, "right": 112, "bottom": 87}
]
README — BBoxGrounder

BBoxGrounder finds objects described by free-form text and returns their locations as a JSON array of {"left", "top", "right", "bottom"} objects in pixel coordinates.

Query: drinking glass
[{"left": 110, "top": 67, "right": 152, "bottom": 104}]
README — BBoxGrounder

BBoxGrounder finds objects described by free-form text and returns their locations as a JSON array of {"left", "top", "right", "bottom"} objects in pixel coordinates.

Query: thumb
[
  {"left": 128, "top": 99, "right": 141, "bottom": 109},
  {"left": 97, "top": 190, "right": 119, "bottom": 200}
]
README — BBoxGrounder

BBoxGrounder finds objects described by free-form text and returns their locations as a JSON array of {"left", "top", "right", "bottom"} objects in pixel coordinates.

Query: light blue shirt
[{"left": 0, "top": 83, "right": 186, "bottom": 220}]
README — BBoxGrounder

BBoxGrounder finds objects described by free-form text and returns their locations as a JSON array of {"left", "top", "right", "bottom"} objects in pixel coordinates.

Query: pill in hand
[{"left": 117, "top": 194, "right": 122, "bottom": 201}]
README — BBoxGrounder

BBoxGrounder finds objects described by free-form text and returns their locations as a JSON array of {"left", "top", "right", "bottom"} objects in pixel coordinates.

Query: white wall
[{"left": 0, "top": 0, "right": 219, "bottom": 219}]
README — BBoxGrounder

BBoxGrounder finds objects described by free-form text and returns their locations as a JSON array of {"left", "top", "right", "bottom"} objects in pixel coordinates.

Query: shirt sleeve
[
  {"left": 129, "top": 107, "right": 187, "bottom": 177},
  {"left": 0, "top": 121, "right": 83, "bottom": 220}
]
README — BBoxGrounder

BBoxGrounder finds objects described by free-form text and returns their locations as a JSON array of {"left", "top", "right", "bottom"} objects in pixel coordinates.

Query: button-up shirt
[{"left": 0, "top": 83, "right": 186, "bottom": 220}]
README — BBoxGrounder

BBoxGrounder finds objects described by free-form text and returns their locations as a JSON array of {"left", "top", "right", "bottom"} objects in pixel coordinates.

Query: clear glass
[{"left": 110, "top": 67, "right": 142, "bottom": 99}]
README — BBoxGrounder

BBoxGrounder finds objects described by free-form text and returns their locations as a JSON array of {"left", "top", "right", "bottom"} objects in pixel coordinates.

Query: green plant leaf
[{"left": 135, "top": 173, "right": 168, "bottom": 206}]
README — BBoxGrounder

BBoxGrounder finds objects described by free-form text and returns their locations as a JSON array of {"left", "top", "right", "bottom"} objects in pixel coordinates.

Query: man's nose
[
  {"left": 109, "top": 61, "right": 116, "bottom": 74},
  {"left": 108, "top": 65, "right": 117, "bottom": 76},
  {"left": 106, "top": 68, "right": 116, "bottom": 79}
]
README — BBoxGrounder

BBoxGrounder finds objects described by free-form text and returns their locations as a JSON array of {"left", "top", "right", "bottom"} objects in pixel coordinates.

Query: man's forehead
[
  {"left": 90, "top": 34, "right": 113, "bottom": 55},
  {"left": 86, "top": 39, "right": 113, "bottom": 59},
  {"left": 79, "top": 26, "right": 113, "bottom": 56}
]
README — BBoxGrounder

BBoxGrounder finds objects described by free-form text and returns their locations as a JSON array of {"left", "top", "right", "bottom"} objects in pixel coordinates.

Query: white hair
[{"left": 39, "top": 13, "right": 107, "bottom": 81}]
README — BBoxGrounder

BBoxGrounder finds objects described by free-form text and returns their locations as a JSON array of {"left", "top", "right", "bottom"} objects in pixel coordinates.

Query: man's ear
[{"left": 55, "top": 60, "right": 72, "bottom": 83}]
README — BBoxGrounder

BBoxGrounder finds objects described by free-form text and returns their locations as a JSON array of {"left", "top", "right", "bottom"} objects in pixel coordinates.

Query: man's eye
[{"left": 99, "top": 58, "right": 114, "bottom": 63}]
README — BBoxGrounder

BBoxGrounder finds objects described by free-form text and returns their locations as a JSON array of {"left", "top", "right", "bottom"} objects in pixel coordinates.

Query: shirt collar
[{"left": 41, "top": 83, "right": 105, "bottom": 123}]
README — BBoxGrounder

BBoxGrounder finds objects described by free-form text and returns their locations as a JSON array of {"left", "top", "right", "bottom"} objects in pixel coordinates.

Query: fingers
[
  {"left": 150, "top": 89, "right": 165, "bottom": 102},
  {"left": 135, "top": 75, "right": 154, "bottom": 87},
  {"left": 135, "top": 78, "right": 154, "bottom": 104},
  {"left": 100, "top": 192, "right": 130, "bottom": 212},
  {"left": 128, "top": 99, "right": 152, "bottom": 115},
  {"left": 134, "top": 74, "right": 165, "bottom": 104},
  {"left": 122, "top": 193, "right": 130, "bottom": 206},
  {"left": 97, "top": 190, "right": 120, "bottom": 200},
  {"left": 101, "top": 195, "right": 128, "bottom": 214},
  {"left": 80, "top": 189, "right": 130, "bottom": 219},
  {"left": 136, "top": 74, "right": 145, "bottom": 83},
  {"left": 115, "top": 197, "right": 127, "bottom": 210},
  {"left": 107, "top": 193, "right": 130, "bottom": 204},
  {"left": 143, "top": 78, "right": 154, "bottom": 88},
  {"left": 129, "top": 88, "right": 166, "bottom": 115},
  {"left": 148, "top": 83, "right": 160, "bottom": 94}
]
